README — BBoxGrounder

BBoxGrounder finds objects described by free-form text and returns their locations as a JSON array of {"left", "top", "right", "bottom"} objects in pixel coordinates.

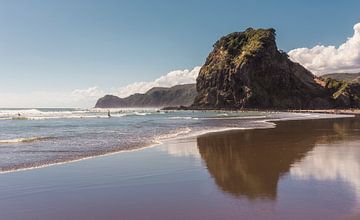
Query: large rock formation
[
  {"left": 95, "top": 84, "right": 197, "bottom": 108},
  {"left": 192, "top": 28, "right": 360, "bottom": 109}
]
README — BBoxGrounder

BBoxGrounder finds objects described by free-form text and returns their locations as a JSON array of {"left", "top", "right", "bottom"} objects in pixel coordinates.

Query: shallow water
[
  {"left": 0, "top": 108, "right": 340, "bottom": 172},
  {"left": 0, "top": 116, "right": 359, "bottom": 219}
]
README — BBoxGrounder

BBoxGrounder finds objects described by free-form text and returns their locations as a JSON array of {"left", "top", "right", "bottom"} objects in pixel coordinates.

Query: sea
[{"left": 0, "top": 108, "right": 351, "bottom": 173}]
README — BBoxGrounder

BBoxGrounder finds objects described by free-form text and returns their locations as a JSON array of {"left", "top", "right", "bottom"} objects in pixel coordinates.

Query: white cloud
[
  {"left": 0, "top": 91, "right": 71, "bottom": 108},
  {"left": 0, "top": 87, "right": 104, "bottom": 108},
  {"left": 289, "top": 22, "right": 360, "bottom": 75},
  {"left": 115, "top": 66, "right": 201, "bottom": 98},
  {"left": 0, "top": 67, "right": 201, "bottom": 108},
  {"left": 69, "top": 66, "right": 200, "bottom": 106},
  {"left": 71, "top": 86, "right": 105, "bottom": 101}
]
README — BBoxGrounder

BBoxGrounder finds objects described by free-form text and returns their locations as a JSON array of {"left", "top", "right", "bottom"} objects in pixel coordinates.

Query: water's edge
[{"left": 0, "top": 112, "right": 354, "bottom": 175}]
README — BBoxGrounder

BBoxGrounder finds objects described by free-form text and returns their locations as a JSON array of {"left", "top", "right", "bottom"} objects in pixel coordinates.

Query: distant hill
[
  {"left": 95, "top": 84, "right": 197, "bottom": 108},
  {"left": 322, "top": 73, "right": 360, "bottom": 83}
]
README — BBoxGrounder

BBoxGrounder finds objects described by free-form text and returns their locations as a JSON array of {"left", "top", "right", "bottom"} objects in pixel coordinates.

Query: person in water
[{"left": 107, "top": 110, "right": 111, "bottom": 118}]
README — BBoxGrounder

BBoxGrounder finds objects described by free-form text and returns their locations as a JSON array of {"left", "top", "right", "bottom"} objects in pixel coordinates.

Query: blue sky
[{"left": 0, "top": 0, "right": 359, "bottom": 107}]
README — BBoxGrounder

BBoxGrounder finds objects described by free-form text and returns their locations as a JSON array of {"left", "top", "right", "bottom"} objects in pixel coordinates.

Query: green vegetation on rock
[
  {"left": 201, "top": 28, "right": 276, "bottom": 76},
  {"left": 324, "top": 78, "right": 349, "bottom": 99}
]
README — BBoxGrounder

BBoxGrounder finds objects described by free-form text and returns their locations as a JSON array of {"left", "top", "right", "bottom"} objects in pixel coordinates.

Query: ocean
[{"left": 0, "top": 108, "right": 351, "bottom": 173}]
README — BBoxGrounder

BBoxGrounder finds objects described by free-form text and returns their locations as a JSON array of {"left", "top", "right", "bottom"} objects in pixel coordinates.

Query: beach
[
  {"left": 0, "top": 116, "right": 359, "bottom": 220},
  {"left": 1, "top": 2, "right": 360, "bottom": 219}
]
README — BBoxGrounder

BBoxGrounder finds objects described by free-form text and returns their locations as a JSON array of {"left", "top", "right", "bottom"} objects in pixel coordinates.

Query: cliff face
[
  {"left": 192, "top": 28, "right": 360, "bottom": 109},
  {"left": 95, "top": 84, "right": 197, "bottom": 108}
]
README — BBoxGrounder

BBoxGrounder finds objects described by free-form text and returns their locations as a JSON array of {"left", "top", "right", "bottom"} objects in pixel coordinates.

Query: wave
[
  {"left": 169, "top": 116, "right": 198, "bottom": 120},
  {"left": 11, "top": 116, "right": 29, "bottom": 120},
  {"left": 0, "top": 136, "right": 52, "bottom": 144},
  {"left": 0, "top": 108, "right": 77, "bottom": 120},
  {"left": 154, "top": 127, "right": 192, "bottom": 142},
  {"left": 133, "top": 112, "right": 150, "bottom": 116},
  {"left": 0, "top": 108, "right": 157, "bottom": 120},
  {"left": 200, "top": 115, "right": 267, "bottom": 120},
  {"left": 0, "top": 109, "right": 43, "bottom": 115}
]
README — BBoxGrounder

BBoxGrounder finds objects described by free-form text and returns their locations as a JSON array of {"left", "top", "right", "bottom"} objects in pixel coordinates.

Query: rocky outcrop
[
  {"left": 95, "top": 84, "right": 197, "bottom": 108},
  {"left": 192, "top": 28, "right": 360, "bottom": 109},
  {"left": 323, "top": 78, "right": 360, "bottom": 108},
  {"left": 323, "top": 72, "right": 360, "bottom": 83}
]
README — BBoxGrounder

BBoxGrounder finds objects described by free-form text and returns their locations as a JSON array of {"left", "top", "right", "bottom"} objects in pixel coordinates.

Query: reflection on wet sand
[{"left": 197, "top": 117, "right": 360, "bottom": 199}]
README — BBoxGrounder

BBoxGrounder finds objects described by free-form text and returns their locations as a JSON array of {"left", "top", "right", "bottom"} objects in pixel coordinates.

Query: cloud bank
[
  {"left": 0, "top": 87, "right": 105, "bottom": 108},
  {"left": 71, "top": 87, "right": 105, "bottom": 102},
  {"left": 65, "top": 67, "right": 200, "bottom": 107},
  {"left": 289, "top": 22, "right": 360, "bottom": 75},
  {"left": 115, "top": 66, "right": 201, "bottom": 98},
  {"left": 0, "top": 67, "right": 201, "bottom": 108}
]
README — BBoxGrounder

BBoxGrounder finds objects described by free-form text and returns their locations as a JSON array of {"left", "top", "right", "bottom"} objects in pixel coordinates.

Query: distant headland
[{"left": 95, "top": 84, "right": 196, "bottom": 108}]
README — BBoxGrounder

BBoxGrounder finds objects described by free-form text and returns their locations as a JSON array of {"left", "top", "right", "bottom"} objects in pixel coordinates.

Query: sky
[{"left": 0, "top": 0, "right": 359, "bottom": 108}]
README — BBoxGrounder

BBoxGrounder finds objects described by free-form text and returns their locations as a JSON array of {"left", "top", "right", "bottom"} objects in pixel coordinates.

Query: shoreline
[
  {"left": 0, "top": 112, "right": 355, "bottom": 175},
  {"left": 288, "top": 109, "right": 360, "bottom": 115},
  {"left": 161, "top": 105, "right": 360, "bottom": 114},
  {"left": 0, "top": 126, "right": 272, "bottom": 175}
]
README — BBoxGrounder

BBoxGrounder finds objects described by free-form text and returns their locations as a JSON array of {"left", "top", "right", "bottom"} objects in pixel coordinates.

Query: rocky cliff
[
  {"left": 95, "top": 84, "right": 197, "bottom": 108},
  {"left": 192, "top": 28, "right": 360, "bottom": 109}
]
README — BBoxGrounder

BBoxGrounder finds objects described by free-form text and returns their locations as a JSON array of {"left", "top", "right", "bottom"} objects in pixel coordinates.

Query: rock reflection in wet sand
[{"left": 197, "top": 117, "right": 360, "bottom": 202}]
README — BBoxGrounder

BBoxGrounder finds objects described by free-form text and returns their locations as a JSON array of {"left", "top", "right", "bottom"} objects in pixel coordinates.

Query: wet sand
[{"left": 0, "top": 117, "right": 359, "bottom": 220}]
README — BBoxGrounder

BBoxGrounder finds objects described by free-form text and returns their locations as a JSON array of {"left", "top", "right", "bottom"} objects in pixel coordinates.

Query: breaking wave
[
  {"left": 0, "top": 108, "right": 157, "bottom": 120},
  {"left": 0, "top": 136, "right": 52, "bottom": 144}
]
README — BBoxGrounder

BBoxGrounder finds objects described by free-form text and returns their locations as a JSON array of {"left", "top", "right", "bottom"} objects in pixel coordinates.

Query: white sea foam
[
  {"left": 154, "top": 127, "right": 193, "bottom": 143},
  {"left": 0, "top": 108, "right": 158, "bottom": 120},
  {"left": 133, "top": 112, "right": 149, "bottom": 116},
  {"left": 200, "top": 115, "right": 267, "bottom": 120},
  {"left": 0, "top": 136, "right": 51, "bottom": 144},
  {"left": 169, "top": 116, "right": 198, "bottom": 120}
]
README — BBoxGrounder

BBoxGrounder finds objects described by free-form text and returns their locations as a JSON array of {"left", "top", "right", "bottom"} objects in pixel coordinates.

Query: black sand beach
[{"left": 0, "top": 116, "right": 359, "bottom": 220}]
